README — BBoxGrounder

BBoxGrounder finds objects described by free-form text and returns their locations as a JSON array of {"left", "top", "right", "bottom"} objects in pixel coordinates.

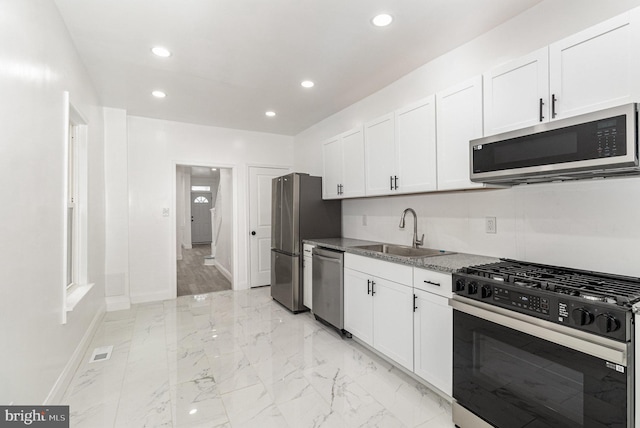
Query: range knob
[
  {"left": 571, "top": 308, "right": 594, "bottom": 326},
  {"left": 467, "top": 281, "right": 478, "bottom": 295},
  {"left": 481, "top": 285, "right": 492, "bottom": 299},
  {"left": 595, "top": 313, "right": 620, "bottom": 333},
  {"left": 455, "top": 279, "right": 466, "bottom": 292}
]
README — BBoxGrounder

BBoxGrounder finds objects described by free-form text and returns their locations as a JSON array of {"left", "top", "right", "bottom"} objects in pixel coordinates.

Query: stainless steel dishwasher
[{"left": 312, "top": 247, "right": 349, "bottom": 336}]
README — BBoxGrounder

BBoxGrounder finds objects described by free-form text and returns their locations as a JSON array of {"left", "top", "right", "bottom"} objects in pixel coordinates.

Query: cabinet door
[
  {"left": 303, "top": 255, "right": 312, "bottom": 310},
  {"left": 344, "top": 268, "right": 373, "bottom": 346},
  {"left": 322, "top": 135, "right": 342, "bottom": 199},
  {"left": 549, "top": 12, "right": 640, "bottom": 120},
  {"left": 436, "top": 76, "right": 484, "bottom": 191},
  {"left": 395, "top": 96, "right": 437, "bottom": 193},
  {"left": 483, "top": 48, "right": 549, "bottom": 136},
  {"left": 364, "top": 113, "right": 396, "bottom": 196},
  {"left": 341, "top": 127, "right": 366, "bottom": 198},
  {"left": 372, "top": 278, "right": 414, "bottom": 371},
  {"left": 413, "top": 289, "right": 452, "bottom": 396}
]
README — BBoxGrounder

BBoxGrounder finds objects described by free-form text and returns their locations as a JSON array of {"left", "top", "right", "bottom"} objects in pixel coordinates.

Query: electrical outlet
[
  {"left": 362, "top": 215, "right": 367, "bottom": 226},
  {"left": 486, "top": 217, "right": 497, "bottom": 234},
  {"left": 162, "top": 208, "right": 170, "bottom": 217}
]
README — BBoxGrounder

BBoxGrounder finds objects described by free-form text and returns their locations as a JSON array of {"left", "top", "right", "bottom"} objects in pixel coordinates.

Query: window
[
  {"left": 62, "top": 93, "right": 92, "bottom": 322},
  {"left": 191, "top": 185, "right": 210, "bottom": 191},
  {"left": 194, "top": 196, "right": 209, "bottom": 203}
]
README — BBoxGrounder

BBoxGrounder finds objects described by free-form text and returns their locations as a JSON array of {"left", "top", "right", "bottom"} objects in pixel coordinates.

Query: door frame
[
  {"left": 247, "top": 164, "right": 291, "bottom": 288},
  {"left": 171, "top": 161, "right": 238, "bottom": 293}
]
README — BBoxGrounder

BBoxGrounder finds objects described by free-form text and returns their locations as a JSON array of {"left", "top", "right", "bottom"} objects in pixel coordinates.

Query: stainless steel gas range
[{"left": 451, "top": 259, "right": 640, "bottom": 428}]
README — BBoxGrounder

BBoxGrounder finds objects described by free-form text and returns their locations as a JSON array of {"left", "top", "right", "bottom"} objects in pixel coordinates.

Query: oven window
[
  {"left": 453, "top": 310, "right": 628, "bottom": 428},
  {"left": 474, "top": 333, "right": 584, "bottom": 425}
]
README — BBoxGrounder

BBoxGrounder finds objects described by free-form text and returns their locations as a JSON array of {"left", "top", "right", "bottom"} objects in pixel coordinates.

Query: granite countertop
[{"left": 303, "top": 237, "right": 500, "bottom": 274}]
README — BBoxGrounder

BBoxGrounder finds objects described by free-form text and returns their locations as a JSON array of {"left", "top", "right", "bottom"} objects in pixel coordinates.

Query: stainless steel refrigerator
[{"left": 271, "top": 173, "right": 341, "bottom": 312}]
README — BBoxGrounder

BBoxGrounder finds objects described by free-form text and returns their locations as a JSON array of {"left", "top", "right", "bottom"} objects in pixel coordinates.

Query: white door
[
  {"left": 340, "top": 126, "right": 366, "bottom": 198},
  {"left": 549, "top": 12, "right": 640, "bottom": 120},
  {"left": 395, "top": 96, "right": 438, "bottom": 193},
  {"left": 483, "top": 47, "right": 549, "bottom": 135},
  {"left": 364, "top": 113, "right": 396, "bottom": 196},
  {"left": 413, "top": 288, "right": 452, "bottom": 395},
  {"left": 343, "top": 268, "right": 374, "bottom": 346},
  {"left": 249, "top": 166, "right": 288, "bottom": 287},
  {"left": 436, "top": 76, "right": 484, "bottom": 191},
  {"left": 372, "top": 277, "right": 414, "bottom": 371},
  {"left": 322, "top": 136, "right": 342, "bottom": 199},
  {"left": 191, "top": 192, "right": 212, "bottom": 243}
]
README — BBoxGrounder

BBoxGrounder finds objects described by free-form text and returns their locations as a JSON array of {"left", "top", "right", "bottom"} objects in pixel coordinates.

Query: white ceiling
[{"left": 54, "top": 0, "right": 542, "bottom": 136}]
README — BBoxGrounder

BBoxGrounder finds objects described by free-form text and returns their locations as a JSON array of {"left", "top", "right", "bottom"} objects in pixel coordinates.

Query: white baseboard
[
  {"left": 44, "top": 305, "right": 105, "bottom": 405},
  {"left": 213, "top": 260, "right": 233, "bottom": 283},
  {"left": 182, "top": 243, "right": 192, "bottom": 250},
  {"left": 105, "top": 295, "right": 131, "bottom": 312}
]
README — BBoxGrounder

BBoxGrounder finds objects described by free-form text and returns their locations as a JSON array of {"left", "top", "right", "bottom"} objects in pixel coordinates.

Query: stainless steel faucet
[{"left": 399, "top": 208, "right": 424, "bottom": 248}]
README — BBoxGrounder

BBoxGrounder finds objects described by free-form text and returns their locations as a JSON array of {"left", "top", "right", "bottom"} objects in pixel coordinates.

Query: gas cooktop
[{"left": 452, "top": 259, "right": 640, "bottom": 342}]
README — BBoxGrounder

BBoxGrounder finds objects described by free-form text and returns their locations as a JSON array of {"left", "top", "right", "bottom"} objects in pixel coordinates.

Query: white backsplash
[{"left": 342, "top": 176, "right": 640, "bottom": 277}]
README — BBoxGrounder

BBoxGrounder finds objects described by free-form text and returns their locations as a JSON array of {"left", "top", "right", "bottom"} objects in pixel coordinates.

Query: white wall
[
  {"left": 126, "top": 116, "right": 293, "bottom": 302},
  {"left": 215, "top": 168, "right": 234, "bottom": 280},
  {"left": 294, "top": 0, "right": 640, "bottom": 277},
  {"left": 104, "top": 108, "right": 129, "bottom": 310},
  {"left": 0, "top": 1, "right": 105, "bottom": 404}
]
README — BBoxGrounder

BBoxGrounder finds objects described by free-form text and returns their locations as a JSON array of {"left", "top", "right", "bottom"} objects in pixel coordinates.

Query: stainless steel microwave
[{"left": 470, "top": 103, "right": 639, "bottom": 185}]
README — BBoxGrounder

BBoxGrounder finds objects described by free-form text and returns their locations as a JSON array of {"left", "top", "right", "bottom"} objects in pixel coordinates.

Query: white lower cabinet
[
  {"left": 413, "top": 288, "right": 452, "bottom": 396},
  {"left": 303, "top": 244, "right": 314, "bottom": 310},
  {"left": 372, "top": 277, "right": 414, "bottom": 371},
  {"left": 343, "top": 268, "right": 374, "bottom": 346},
  {"left": 344, "top": 254, "right": 413, "bottom": 371},
  {"left": 343, "top": 254, "right": 453, "bottom": 395}
]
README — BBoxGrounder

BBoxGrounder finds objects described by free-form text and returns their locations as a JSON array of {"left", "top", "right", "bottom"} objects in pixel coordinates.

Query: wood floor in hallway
[{"left": 177, "top": 244, "right": 231, "bottom": 296}]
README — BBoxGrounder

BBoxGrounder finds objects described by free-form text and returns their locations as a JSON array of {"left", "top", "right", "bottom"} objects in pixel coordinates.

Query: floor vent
[{"left": 89, "top": 345, "right": 113, "bottom": 363}]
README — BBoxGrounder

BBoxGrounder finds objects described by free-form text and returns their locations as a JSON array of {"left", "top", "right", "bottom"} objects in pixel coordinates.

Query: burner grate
[{"left": 465, "top": 259, "right": 640, "bottom": 306}]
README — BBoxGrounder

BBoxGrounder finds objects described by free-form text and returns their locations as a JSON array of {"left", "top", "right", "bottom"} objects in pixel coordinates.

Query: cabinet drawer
[
  {"left": 413, "top": 268, "right": 452, "bottom": 298},
  {"left": 345, "top": 253, "right": 412, "bottom": 285}
]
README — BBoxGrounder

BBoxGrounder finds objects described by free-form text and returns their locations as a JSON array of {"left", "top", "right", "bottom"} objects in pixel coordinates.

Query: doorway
[{"left": 176, "top": 164, "right": 233, "bottom": 296}]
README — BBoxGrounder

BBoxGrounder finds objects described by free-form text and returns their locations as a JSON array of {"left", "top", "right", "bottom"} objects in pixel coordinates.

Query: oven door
[{"left": 451, "top": 297, "right": 631, "bottom": 428}]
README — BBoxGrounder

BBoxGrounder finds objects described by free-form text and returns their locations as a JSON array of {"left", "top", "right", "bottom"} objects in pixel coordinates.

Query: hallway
[{"left": 177, "top": 244, "right": 232, "bottom": 296}]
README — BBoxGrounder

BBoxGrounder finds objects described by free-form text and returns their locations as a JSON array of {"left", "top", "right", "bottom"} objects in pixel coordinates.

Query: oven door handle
[{"left": 450, "top": 297, "right": 628, "bottom": 366}]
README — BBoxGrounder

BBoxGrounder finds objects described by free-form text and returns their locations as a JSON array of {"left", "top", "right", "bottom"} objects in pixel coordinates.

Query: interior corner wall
[
  {"left": 0, "top": 1, "right": 106, "bottom": 404},
  {"left": 215, "top": 168, "right": 234, "bottom": 280},
  {"left": 292, "top": 0, "right": 640, "bottom": 277},
  {"left": 126, "top": 116, "right": 294, "bottom": 302}
]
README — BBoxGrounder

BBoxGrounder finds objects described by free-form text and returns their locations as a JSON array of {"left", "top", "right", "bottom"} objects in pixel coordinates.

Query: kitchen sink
[{"left": 354, "top": 244, "right": 455, "bottom": 258}]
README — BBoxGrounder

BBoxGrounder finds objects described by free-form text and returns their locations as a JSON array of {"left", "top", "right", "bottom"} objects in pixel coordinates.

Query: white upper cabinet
[
  {"left": 483, "top": 48, "right": 550, "bottom": 136},
  {"left": 436, "top": 76, "right": 485, "bottom": 191},
  {"left": 321, "top": 126, "right": 365, "bottom": 199},
  {"left": 364, "top": 97, "right": 438, "bottom": 196},
  {"left": 321, "top": 135, "right": 342, "bottom": 199},
  {"left": 395, "top": 96, "right": 438, "bottom": 194},
  {"left": 549, "top": 11, "right": 640, "bottom": 120},
  {"left": 364, "top": 113, "right": 396, "bottom": 196},
  {"left": 484, "top": 11, "right": 640, "bottom": 137}
]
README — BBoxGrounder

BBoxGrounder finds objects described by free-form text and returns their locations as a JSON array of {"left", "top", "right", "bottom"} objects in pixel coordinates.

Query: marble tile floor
[{"left": 62, "top": 287, "right": 455, "bottom": 428}]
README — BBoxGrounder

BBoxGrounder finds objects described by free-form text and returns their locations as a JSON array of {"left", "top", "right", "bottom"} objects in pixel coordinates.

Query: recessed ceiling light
[
  {"left": 152, "top": 90, "right": 166, "bottom": 98},
  {"left": 301, "top": 80, "right": 315, "bottom": 88},
  {"left": 211, "top": 168, "right": 217, "bottom": 171},
  {"left": 265, "top": 111, "right": 276, "bottom": 117},
  {"left": 372, "top": 13, "right": 393, "bottom": 27},
  {"left": 151, "top": 46, "right": 171, "bottom": 57},
  {"left": 189, "top": 409, "right": 198, "bottom": 415}
]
